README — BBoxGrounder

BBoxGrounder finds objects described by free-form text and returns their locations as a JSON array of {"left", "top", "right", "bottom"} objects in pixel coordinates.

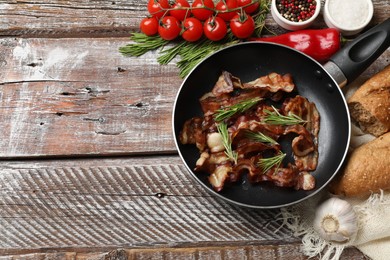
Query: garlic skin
[{"left": 313, "top": 197, "right": 358, "bottom": 243}]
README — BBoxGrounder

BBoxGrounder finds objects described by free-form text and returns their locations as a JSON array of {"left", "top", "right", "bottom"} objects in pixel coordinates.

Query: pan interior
[{"left": 173, "top": 42, "right": 350, "bottom": 208}]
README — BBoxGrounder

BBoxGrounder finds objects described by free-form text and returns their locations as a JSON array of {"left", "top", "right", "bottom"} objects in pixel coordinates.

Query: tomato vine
[{"left": 120, "top": 0, "right": 271, "bottom": 78}]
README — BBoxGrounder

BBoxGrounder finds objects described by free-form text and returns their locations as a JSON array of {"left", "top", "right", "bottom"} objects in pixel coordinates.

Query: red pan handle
[{"left": 325, "top": 18, "right": 390, "bottom": 88}]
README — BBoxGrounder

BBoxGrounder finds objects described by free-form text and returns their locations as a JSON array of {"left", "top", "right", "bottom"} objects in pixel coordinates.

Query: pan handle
[{"left": 324, "top": 18, "right": 390, "bottom": 88}]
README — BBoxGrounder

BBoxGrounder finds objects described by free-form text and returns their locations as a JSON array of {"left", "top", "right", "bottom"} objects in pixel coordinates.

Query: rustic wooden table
[{"left": 0, "top": 1, "right": 388, "bottom": 259}]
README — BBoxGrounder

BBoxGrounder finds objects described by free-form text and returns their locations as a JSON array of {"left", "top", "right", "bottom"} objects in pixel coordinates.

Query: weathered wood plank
[
  {"left": 0, "top": 156, "right": 370, "bottom": 259},
  {"left": 0, "top": 246, "right": 368, "bottom": 259},
  {"left": 0, "top": 37, "right": 182, "bottom": 158},
  {"left": 0, "top": 37, "right": 389, "bottom": 158},
  {"left": 0, "top": 156, "right": 296, "bottom": 250},
  {"left": 0, "top": 0, "right": 388, "bottom": 38},
  {"left": 0, "top": 0, "right": 146, "bottom": 38}
]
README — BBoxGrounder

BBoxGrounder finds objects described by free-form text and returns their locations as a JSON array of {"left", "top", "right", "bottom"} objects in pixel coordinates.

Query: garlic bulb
[{"left": 313, "top": 197, "right": 358, "bottom": 242}]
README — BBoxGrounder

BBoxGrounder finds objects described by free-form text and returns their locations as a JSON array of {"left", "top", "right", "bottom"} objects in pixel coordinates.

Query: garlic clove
[
  {"left": 207, "top": 132, "right": 225, "bottom": 153},
  {"left": 313, "top": 197, "right": 358, "bottom": 243}
]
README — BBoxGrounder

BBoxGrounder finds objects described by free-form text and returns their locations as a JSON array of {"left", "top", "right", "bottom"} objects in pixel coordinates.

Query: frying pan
[{"left": 173, "top": 19, "right": 390, "bottom": 208}]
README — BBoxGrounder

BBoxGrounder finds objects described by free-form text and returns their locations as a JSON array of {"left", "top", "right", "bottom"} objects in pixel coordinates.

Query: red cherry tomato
[
  {"left": 140, "top": 17, "right": 159, "bottom": 36},
  {"left": 237, "top": 0, "right": 260, "bottom": 14},
  {"left": 158, "top": 16, "right": 181, "bottom": 40},
  {"left": 203, "top": 16, "right": 227, "bottom": 41},
  {"left": 230, "top": 13, "right": 255, "bottom": 39},
  {"left": 182, "top": 17, "right": 203, "bottom": 42},
  {"left": 216, "top": 0, "right": 238, "bottom": 21},
  {"left": 170, "top": 0, "right": 190, "bottom": 21},
  {"left": 148, "top": 0, "right": 170, "bottom": 19},
  {"left": 191, "top": 0, "right": 215, "bottom": 21}
]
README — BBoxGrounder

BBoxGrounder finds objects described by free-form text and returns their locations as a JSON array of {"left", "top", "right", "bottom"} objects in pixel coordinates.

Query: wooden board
[
  {"left": 0, "top": 37, "right": 389, "bottom": 158},
  {"left": 0, "top": 156, "right": 368, "bottom": 258},
  {"left": 0, "top": 156, "right": 293, "bottom": 249},
  {"left": 0, "top": 0, "right": 388, "bottom": 259},
  {"left": 0, "top": 246, "right": 368, "bottom": 259},
  {"left": 0, "top": 0, "right": 388, "bottom": 37},
  {"left": 0, "top": 37, "right": 181, "bottom": 157}
]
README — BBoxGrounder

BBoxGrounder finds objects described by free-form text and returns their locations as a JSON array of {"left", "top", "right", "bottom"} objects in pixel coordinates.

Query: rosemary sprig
[
  {"left": 216, "top": 122, "right": 238, "bottom": 164},
  {"left": 258, "top": 151, "right": 286, "bottom": 174},
  {"left": 119, "top": 0, "right": 271, "bottom": 78},
  {"left": 157, "top": 41, "right": 187, "bottom": 64},
  {"left": 119, "top": 33, "right": 168, "bottom": 57},
  {"left": 263, "top": 106, "right": 306, "bottom": 125},
  {"left": 253, "top": 0, "right": 272, "bottom": 37},
  {"left": 215, "top": 97, "right": 262, "bottom": 122},
  {"left": 245, "top": 130, "right": 278, "bottom": 145},
  {"left": 175, "top": 37, "right": 239, "bottom": 78}
]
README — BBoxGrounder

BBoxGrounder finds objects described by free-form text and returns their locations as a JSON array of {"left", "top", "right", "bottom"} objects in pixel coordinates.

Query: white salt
[{"left": 328, "top": 0, "right": 370, "bottom": 29}]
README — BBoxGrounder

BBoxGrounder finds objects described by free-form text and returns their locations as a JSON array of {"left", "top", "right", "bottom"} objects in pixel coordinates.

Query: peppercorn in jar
[{"left": 276, "top": 0, "right": 317, "bottom": 22}]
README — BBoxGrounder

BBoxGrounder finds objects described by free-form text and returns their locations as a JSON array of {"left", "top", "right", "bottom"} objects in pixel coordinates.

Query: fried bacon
[
  {"left": 243, "top": 72, "right": 295, "bottom": 92},
  {"left": 180, "top": 117, "right": 206, "bottom": 151},
  {"left": 180, "top": 71, "right": 320, "bottom": 192},
  {"left": 212, "top": 71, "right": 243, "bottom": 97},
  {"left": 282, "top": 97, "right": 320, "bottom": 171},
  {"left": 282, "top": 95, "right": 320, "bottom": 137}
]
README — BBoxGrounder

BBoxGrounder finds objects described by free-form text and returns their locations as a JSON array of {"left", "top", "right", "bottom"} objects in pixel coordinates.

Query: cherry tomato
[
  {"left": 216, "top": 0, "right": 238, "bottom": 21},
  {"left": 182, "top": 17, "right": 203, "bottom": 42},
  {"left": 203, "top": 16, "right": 227, "bottom": 41},
  {"left": 148, "top": 0, "right": 170, "bottom": 19},
  {"left": 191, "top": 0, "right": 215, "bottom": 21},
  {"left": 237, "top": 0, "right": 260, "bottom": 14},
  {"left": 158, "top": 16, "right": 181, "bottom": 40},
  {"left": 230, "top": 13, "right": 255, "bottom": 39},
  {"left": 140, "top": 17, "right": 159, "bottom": 36},
  {"left": 170, "top": 0, "right": 190, "bottom": 21}
]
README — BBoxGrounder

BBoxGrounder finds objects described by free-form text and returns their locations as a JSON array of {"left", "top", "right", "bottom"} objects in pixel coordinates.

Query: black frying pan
[{"left": 173, "top": 19, "right": 390, "bottom": 208}]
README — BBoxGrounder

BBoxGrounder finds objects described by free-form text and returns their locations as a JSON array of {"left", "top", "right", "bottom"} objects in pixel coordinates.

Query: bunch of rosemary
[{"left": 119, "top": 0, "right": 271, "bottom": 78}]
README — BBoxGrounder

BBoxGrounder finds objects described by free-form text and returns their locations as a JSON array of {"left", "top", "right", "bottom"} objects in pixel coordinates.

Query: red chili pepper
[{"left": 250, "top": 28, "right": 342, "bottom": 63}]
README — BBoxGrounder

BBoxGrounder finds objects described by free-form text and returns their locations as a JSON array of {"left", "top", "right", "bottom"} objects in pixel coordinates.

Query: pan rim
[{"left": 172, "top": 41, "right": 351, "bottom": 209}]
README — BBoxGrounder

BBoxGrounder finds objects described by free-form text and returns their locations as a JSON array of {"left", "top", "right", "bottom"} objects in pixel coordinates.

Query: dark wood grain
[
  {"left": 0, "top": 0, "right": 388, "bottom": 37},
  {"left": 0, "top": 246, "right": 368, "bottom": 259}
]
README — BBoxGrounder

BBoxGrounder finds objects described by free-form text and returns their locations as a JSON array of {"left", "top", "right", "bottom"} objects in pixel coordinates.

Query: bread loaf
[
  {"left": 329, "top": 132, "right": 390, "bottom": 197},
  {"left": 348, "top": 65, "right": 390, "bottom": 137}
]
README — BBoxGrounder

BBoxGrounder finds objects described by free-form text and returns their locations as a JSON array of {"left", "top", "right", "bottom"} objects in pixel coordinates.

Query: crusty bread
[
  {"left": 329, "top": 132, "right": 390, "bottom": 197},
  {"left": 348, "top": 65, "right": 390, "bottom": 137}
]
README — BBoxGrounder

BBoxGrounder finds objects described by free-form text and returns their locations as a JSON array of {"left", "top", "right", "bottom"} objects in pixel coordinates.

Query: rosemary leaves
[
  {"left": 215, "top": 97, "right": 262, "bottom": 122},
  {"left": 263, "top": 106, "right": 306, "bottom": 125},
  {"left": 216, "top": 122, "right": 238, "bottom": 164},
  {"left": 258, "top": 151, "right": 286, "bottom": 174},
  {"left": 245, "top": 130, "right": 278, "bottom": 145}
]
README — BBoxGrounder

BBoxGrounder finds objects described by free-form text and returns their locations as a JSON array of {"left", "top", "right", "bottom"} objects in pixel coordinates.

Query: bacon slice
[
  {"left": 180, "top": 71, "right": 320, "bottom": 192},
  {"left": 265, "top": 165, "right": 300, "bottom": 188},
  {"left": 200, "top": 71, "right": 296, "bottom": 116},
  {"left": 282, "top": 96, "right": 320, "bottom": 171},
  {"left": 243, "top": 72, "right": 295, "bottom": 92},
  {"left": 212, "top": 71, "right": 243, "bottom": 97},
  {"left": 295, "top": 172, "right": 316, "bottom": 190},
  {"left": 208, "top": 163, "right": 233, "bottom": 192},
  {"left": 180, "top": 117, "right": 206, "bottom": 151},
  {"left": 232, "top": 157, "right": 262, "bottom": 182},
  {"left": 282, "top": 95, "right": 320, "bottom": 138}
]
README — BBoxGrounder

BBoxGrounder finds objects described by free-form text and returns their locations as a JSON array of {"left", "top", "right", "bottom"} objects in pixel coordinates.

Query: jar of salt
[{"left": 324, "top": 0, "right": 374, "bottom": 36}]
